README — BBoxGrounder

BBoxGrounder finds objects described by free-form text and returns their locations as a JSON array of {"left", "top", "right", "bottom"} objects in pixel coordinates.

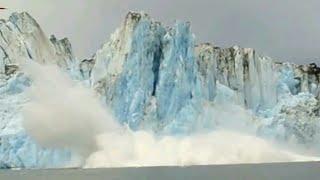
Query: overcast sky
[{"left": 1, "top": 0, "right": 320, "bottom": 64}]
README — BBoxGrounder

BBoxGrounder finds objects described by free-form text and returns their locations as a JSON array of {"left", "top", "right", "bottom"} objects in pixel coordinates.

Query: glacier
[{"left": 0, "top": 11, "right": 320, "bottom": 168}]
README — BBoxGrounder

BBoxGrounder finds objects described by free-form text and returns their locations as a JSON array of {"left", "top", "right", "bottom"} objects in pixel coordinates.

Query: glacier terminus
[{"left": 0, "top": 12, "right": 320, "bottom": 168}]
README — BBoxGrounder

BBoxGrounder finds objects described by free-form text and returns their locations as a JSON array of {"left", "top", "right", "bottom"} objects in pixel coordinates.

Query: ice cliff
[
  {"left": 1, "top": 11, "right": 320, "bottom": 168},
  {"left": 84, "top": 12, "right": 320, "bottom": 138},
  {"left": 0, "top": 12, "right": 75, "bottom": 168}
]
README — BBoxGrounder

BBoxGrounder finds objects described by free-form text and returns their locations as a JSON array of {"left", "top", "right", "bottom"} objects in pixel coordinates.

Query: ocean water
[{"left": 0, "top": 162, "right": 319, "bottom": 180}]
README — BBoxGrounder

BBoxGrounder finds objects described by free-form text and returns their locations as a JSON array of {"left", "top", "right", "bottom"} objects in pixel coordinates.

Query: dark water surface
[{"left": 0, "top": 162, "right": 319, "bottom": 180}]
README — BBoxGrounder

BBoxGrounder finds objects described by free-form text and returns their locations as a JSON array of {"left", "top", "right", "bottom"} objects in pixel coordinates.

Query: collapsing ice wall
[{"left": 0, "top": 12, "right": 320, "bottom": 168}]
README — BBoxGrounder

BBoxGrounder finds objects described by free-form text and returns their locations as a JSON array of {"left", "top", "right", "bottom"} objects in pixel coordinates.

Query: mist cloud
[{"left": 21, "top": 62, "right": 118, "bottom": 157}]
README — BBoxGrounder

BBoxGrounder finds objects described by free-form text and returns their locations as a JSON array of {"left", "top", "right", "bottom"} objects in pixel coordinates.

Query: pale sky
[{"left": 1, "top": 0, "right": 320, "bottom": 64}]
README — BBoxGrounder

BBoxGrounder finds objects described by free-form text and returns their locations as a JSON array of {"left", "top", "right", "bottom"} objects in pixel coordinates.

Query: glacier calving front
[{"left": 0, "top": 12, "right": 320, "bottom": 168}]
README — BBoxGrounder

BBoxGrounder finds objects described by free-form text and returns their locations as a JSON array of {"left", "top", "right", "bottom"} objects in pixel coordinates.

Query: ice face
[
  {"left": 0, "top": 76, "right": 74, "bottom": 169},
  {"left": 1, "top": 11, "right": 320, "bottom": 168},
  {"left": 0, "top": 12, "right": 77, "bottom": 168},
  {"left": 91, "top": 12, "right": 166, "bottom": 129},
  {"left": 258, "top": 92, "right": 320, "bottom": 144},
  {"left": 89, "top": 12, "right": 320, "bottom": 145},
  {"left": 90, "top": 12, "right": 320, "bottom": 133}
]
